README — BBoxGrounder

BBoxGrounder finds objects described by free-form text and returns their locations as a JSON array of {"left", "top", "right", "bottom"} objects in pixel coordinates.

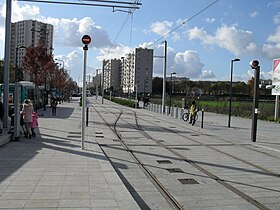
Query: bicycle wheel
[{"left": 182, "top": 113, "right": 189, "bottom": 122}]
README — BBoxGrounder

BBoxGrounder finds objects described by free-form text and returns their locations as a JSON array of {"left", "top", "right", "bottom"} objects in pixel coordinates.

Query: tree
[
  {"left": 247, "top": 77, "right": 254, "bottom": 96},
  {"left": 22, "top": 40, "right": 55, "bottom": 85},
  {"left": 152, "top": 77, "right": 163, "bottom": 94},
  {"left": 0, "top": 60, "right": 18, "bottom": 83}
]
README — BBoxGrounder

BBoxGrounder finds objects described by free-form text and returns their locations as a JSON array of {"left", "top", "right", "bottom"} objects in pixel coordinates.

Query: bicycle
[{"left": 182, "top": 109, "right": 198, "bottom": 122}]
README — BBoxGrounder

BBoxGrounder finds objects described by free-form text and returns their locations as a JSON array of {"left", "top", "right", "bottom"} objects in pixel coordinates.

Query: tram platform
[{"left": 0, "top": 98, "right": 139, "bottom": 209}]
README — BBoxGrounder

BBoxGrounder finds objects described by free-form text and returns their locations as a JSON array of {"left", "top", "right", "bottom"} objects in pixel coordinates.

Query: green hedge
[{"left": 104, "top": 96, "right": 136, "bottom": 108}]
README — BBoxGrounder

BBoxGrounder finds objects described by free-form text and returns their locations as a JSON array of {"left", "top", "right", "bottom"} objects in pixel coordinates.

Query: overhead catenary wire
[
  {"left": 144, "top": 0, "right": 220, "bottom": 50},
  {"left": 18, "top": 0, "right": 141, "bottom": 9},
  {"left": 103, "top": 0, "right": 220, "bottom": 61}
]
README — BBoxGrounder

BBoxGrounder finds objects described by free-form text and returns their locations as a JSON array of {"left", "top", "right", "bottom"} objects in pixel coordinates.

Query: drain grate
[
  {"left": 96, "top": 135, "right": 104, "bottom": 138},
  {"left": 166, "top": 168, "right": 184, "bottom": 173},
  {"left": 157, "top": 160, "right": 172, "bottom": 164},
  {"left": 68, "top": 135, "right": 81, "bottom": 138},
  {"left": 95, "top": 132, "right": 103, "bottom": 134},
  {"left": 69, "top": 132, "right": 81, "bottom": 134},
  {"left": 178, "top": 178, "right": 199, "bottom": 184}
]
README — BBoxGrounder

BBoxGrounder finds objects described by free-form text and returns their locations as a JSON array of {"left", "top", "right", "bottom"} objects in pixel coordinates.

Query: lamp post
[
  {"left": 228, "top": 58, "right": 240, "bottom": 127},
  {"left": 14, "top": 46, "right": 26, "bottom": 140},
  {"left": 169, "top": 72, "right": 176, "bottom": 114}
]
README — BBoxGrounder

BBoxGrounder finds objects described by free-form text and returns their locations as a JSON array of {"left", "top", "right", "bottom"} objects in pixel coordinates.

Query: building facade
[
  {"left": 103, "top": 59, "right": 122, "bottom": 92},
  {"left": 122, "top": 48, "right": 153, "bottom": 95},
  {"left": 10, "top": 20, "right": 54, "bottom": 79}
]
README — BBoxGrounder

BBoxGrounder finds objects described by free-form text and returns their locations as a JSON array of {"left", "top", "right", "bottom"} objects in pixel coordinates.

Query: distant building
[
  {"left": 10, "top": 20, "right": 54, "bottom": 80},
  {"left": 121, "top": 47, "right": 153, "bottom": 95},
  {"left": 103, "top": 59, "right": 122, "bottom": 92}
]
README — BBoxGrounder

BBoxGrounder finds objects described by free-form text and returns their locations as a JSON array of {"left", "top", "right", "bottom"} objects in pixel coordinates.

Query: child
[
  {"left": 31, "top": 112, "right": 38, "bottom": 137},
  {"left": 189, "top": 101, "right": 197, "bottom": 126}
]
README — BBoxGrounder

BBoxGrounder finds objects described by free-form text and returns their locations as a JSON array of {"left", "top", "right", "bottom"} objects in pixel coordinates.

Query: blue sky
[{"left": 1, "top": 0, "right": 280, "bottom": 85}]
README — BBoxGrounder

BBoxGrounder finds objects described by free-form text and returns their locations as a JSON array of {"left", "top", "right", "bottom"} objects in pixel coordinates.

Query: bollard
[
  {"left": 86, "top": 107, "right": 89, "bottom": 127},
  {"left": 201, "top": 109, "right": 204, "bottom": 129}
]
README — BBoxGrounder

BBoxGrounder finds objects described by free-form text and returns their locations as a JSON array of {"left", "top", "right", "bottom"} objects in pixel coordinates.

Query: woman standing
[{"left": 21, "top": 99, "right": 34, "bottom": 139}]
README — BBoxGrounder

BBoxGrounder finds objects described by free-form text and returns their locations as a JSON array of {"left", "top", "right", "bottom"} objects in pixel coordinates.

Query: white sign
[{"left": 272, "top": 58, "right": 280, "bottom": 95}]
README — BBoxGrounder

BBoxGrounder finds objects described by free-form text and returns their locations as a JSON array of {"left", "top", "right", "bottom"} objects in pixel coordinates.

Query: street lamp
[
  {"left": 14, "top": 45, "right": 26, "bottom": 141},
  {"left": 228, "top": 58, "right": 240, "bottom": 128},
  {"left": 169, "top": 72, "right": 176, "bottom": 114}
]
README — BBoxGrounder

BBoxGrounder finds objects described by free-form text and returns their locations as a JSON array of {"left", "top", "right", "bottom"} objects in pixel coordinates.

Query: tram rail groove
[
  {"left": 90, "top": 103, "right": 184, "bottom": 210},
  {"left": 89, "top": 100, "right": 276, "bottom": 210}
]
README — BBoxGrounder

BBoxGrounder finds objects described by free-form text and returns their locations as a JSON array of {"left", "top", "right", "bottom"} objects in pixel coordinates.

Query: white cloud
[
  {"left": 199, "top": 70, "right": 215, "bottom": 79},
  {"left": 187, "top": 25, "right": 259, "bottom": 56},
  {"left": 149, "top": 20, "right": 180, "bottom": 41},
  {"left": 96, "top": 44, "right": 133, "bottom": 61},
  {"left": 0, "top": 1, "right": 112, "bottom": 50},
  {"left": 150, "top": 21, "right": 173, "bottom": 36},
  {"left": 273, "top": 12, "right": 280, "bottom": 24},
  {"left": 204, "top": 18, "right": 216, "bottom": 23},
  {"left": 250, "top": 12, "right": 258, "bottom": 18},
  {"left": 171, "top": 50, "right": 205, "bottom": 78}
]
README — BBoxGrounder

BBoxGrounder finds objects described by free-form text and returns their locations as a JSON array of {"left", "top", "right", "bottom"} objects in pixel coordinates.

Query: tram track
[
  {"left": 89, "top": 100, "right": 278, "bottom": 209},
  {"left": 90, "top": 103, "right": 184, "bottom": 210}
]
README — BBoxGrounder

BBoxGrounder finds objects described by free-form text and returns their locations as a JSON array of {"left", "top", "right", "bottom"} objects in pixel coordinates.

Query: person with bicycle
[{"left": 189, "top": 101, "right": 198, "bottom": 126}]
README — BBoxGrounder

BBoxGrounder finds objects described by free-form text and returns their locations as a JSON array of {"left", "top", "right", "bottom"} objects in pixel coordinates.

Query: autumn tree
[{"left": 22, "top": 40, "right": 55, "bottom": 85}]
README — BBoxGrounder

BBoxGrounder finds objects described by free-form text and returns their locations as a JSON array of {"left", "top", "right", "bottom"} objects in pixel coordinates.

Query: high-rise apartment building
[
  {"left": 122, "top": 47, "right": 153, "bottom": 95},
  {"left": 10, "top": 20, "right": 54, "bottom": 70},
  {"left": 103, "top": 59, "right": 122, "bottom": 92}
]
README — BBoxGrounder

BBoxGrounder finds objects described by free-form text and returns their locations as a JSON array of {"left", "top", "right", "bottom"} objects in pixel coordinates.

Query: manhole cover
[
  {"left": 157, "top": 160, "right": 172, "bottom": 164},
  {"left": 166, "top": 168, "right": 184, "bottom": 173},
  {"left": 178, "top": 178, "right": 199, "bottom": 184}
]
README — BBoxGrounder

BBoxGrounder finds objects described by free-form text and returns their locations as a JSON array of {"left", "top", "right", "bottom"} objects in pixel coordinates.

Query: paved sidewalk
[{"left": 0, "top": 98, "right": 139, "bottom": 209}]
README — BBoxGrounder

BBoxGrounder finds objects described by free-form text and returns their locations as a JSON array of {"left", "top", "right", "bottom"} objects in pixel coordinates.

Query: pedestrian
[
  {"left": 189, "top": 100, "right": 198, "bottom": 126},
  {"left": 21, "top": 99, "right": 34, "bottom": 139},
  {"left": 0, "top": 101, "right": 4, "bottom": 135},
  {"left": 51, "top": 97, "right": 58, "bottom": 116},
  {"left": 31, "top": 112, "right": 38, "bottom": 137}
]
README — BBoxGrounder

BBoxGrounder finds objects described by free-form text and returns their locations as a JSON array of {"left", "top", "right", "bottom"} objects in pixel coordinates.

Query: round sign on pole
[{"left": 82, "top": 35, "right": 91, "bottom": 45}]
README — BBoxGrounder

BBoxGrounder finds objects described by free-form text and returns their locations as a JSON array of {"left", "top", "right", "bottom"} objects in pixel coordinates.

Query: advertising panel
[{"left": 272, "top": 58, "right": 280, "bottom": 95}]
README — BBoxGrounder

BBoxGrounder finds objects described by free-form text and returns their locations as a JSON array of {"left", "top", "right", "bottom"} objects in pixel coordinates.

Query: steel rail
[
  {"left": 90, "top": 103, "right": 184, "bottom": 210},
  {"left": 134, "top": 112, "right": 271, "bottom": 210}
]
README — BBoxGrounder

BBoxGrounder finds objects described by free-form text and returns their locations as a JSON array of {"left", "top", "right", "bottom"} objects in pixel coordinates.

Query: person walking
[
  {"left": 189, "top": 100, "right": 198, "bottom": 126},
  {"left": 21, "top": 99, "right": 34, "bottom": 139},
  {"left": 51, "top": 97, "right": 58, "bottom": 116},
  {"left": 31, "top": 112, "right": 38, "bottom": 137}
]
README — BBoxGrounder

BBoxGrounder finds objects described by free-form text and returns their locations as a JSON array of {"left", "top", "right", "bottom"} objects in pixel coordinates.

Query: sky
[{"left": 1, "top": 0, "right": 280, "bottom": 86}]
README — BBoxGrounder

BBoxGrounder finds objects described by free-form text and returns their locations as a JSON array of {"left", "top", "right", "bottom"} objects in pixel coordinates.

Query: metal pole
[
  {"left": 228, "top": 60, "right": 233, "bottom": 128},
  {"left": 135, "top": 85, "right": 138, "bottom": 108},
  {"left": 169, "top": 74, "right": 172, "bottom": 115},
  {"left": 228, "top": 58, "right": 240, "bottom": 127},
  {"left": 102, "top": 60, "right": 105, "bottom": 104},
  {"left": 3, "top": 0, "right": 12, "bottom": 128},
  {"left": 81, "top": 45, "right": 88, "bottom": 149},
  {"left": 275, "top": 95, "right": 279, "bottom": 122},
  {"left": 201, "top": 109, "right": 204, "bottom": 129},
  {"left": 95, "top": 69, "right": 98, "bottom": 100},
  {"left": 251, "top": 65, "right": 260, "bottom": 142},
  {"left": 162, "top": 40, "right": 167, "bottom": 114},
  {"left": 14, "top": 47, "right": 20, "bottom": 141}
]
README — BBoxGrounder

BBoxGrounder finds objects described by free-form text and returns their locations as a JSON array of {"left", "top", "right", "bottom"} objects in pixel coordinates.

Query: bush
[{"left": 104, "top": 96, "right": 136, "bottom": 108}]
